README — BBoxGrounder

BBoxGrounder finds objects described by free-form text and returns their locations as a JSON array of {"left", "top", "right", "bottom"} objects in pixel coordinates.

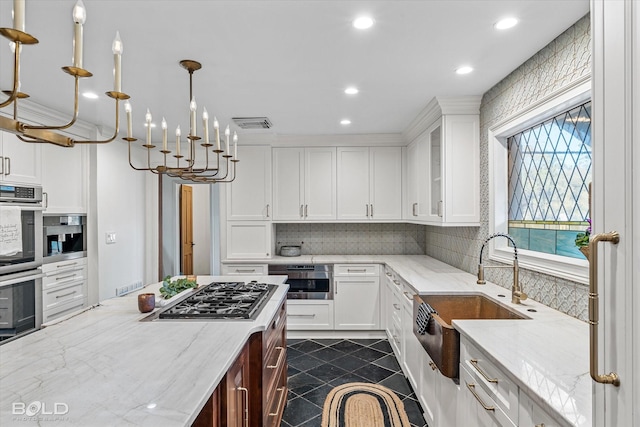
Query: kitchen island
[{"left": 0, "top": 275, "right": 288, "bottom": 426}]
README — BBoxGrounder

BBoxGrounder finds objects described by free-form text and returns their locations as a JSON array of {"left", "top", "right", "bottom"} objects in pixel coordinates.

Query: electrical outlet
[{"left": 105, "top": 232, "right": 116, "bottom": 244}]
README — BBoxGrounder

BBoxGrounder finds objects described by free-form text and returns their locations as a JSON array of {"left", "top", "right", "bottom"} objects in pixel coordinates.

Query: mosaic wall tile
[{"left": 424, "top": 14, "right": 590, "bottom": 321}]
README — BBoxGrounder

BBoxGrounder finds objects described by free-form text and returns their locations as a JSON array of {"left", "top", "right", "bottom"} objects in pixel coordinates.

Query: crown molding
[{"left": 402, "top": 95, "right": 482, "bottom": 143}]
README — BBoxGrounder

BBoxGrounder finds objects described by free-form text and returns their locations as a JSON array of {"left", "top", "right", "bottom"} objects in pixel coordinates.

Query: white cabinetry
[
  {"left": 337, "top": 147, "right": 402, "bottom": 221},
  {"left": 226, "top": 145, "right": 271, "bottom": 220},
  {"left": 220, "top": 264, "right": 268, "bottom": 275},
  {"left": 286, "top": 301, "right": 334, "bottom": 330},
  {"left": 41, "top": 143, "right": 87, "bottom": 213},
  {"left": 333, "top": 264, "right": 380, "bottom": 330},
  {"left": 383, "top": 267, "right": 403, "bottom": 359},
  {"left": 519, "top": 392, "right": 560, "bottom": 427},
  {"left": 400, "top": 283, "right": 419, "bottom": 388},
  {"left": 0, "top": 131, "right": 41, "bottom": 184},
  {"left": 41, "top": 258, "right": 88, "bottom": 323},
  {"left": 272, "top": 147, "right": 336, "bottom": 221},
  {"left": 225, "top": 222, "right": 272, "bottom": 259},
  {"left": 405, "top": 97, "right": 481, "bottom": 226}
]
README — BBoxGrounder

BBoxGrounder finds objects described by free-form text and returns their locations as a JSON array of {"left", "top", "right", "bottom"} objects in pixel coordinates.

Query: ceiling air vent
[{"left": 232, "top": 117, "right": 273, "bottom": 129}]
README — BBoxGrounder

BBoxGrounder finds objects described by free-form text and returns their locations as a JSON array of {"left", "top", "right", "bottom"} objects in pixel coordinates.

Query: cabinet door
[
  {"left": 0, "top": 131, "right": 41, "bottom": 184},
  {"left": 41, "top": 143, "right": 87, "bottom": 213},
  {"left": 418, "top": 351, "right": 439, "bottom": 427},
  {"left": 304, "top": 147, "right": 336, "bottom": 220},
  {"left": 227, "top": 145, "right": 271, "bottom": 220},
  {"left": 401, "top": 295, "right": 420, "bottom": 390},
  {"left": 370, "top": 147, "right": 402, "bottom": 220},
  {"left": 442, "top": 114, "right": 480, "bottom": 224},
  {"left": 519, "top": 392, "right": 561, "bottom": 427},
  {"left": 224, "top": 346, "right": 250, "bottom": 427},
  {"left": 272, "top": 148, "right": 304, "bottom": 220},
  {"left": 459, "top": 367, "right": 516, "bottom": 427},
  {"left": 226, "top": 222, "right": 272, "bottom": 259},
  {"left": 405, "top": 141, "right": 419, "bottom": 219},
  {"left": 336, "top": 147, "right": 369, "bottom": 220},
  {"left": 334, "top": 277, "right": 380, "bottom": 329}
]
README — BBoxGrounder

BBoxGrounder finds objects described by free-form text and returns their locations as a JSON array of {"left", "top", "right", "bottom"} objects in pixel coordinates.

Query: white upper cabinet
[
  {"left": 0, "top": 131, "right": 41, "bottom": 185},
  {"left": 226, "top": 145, "right": 271, "bottom": 220},
  {"left": 337, "top": 147, "right": 402, "bottom": 221},
  {"left": 272, "top": 147, "right": 336, "bottom": 221},
  {"left": 405, "top": 97, "right": 481, "bottom": 226},
  {"left": 41, "top": 143, "right": 87, "bottom": 213}
]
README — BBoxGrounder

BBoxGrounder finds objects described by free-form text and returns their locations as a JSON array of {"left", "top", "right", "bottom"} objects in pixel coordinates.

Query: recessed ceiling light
[
  {"left": 495, "top": 17, "right": 518, "bottom": 30},
  {"left": 455, "top": 66, "right": 474, "bottom": 75},
  {"left": 344, "top": 87, "right": 359, "bottom": 95},
  {"left": 82, "top": 91, "right": 99, "bottom": 99},
  {"left": 340, "top": 119, "right": 352, "bottom": 125},
  {"left": 353, "top": 16, "right": 374, "bottom": 30}
]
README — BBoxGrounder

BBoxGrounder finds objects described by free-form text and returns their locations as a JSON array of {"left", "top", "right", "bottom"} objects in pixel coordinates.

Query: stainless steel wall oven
[
  {"left": 0, "top": 184, "right": 43, "bottom": 344},
  {"left": 268, "top": 264, "right": 333, "bottom": 300}
]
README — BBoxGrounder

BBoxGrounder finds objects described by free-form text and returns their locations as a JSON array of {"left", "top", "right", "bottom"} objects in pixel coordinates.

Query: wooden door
[{"left": 180, "top": 185, "right": 193, "bottom": 275}]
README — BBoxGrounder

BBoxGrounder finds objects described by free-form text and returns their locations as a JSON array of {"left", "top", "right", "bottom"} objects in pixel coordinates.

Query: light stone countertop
[
  {"left": 0, "top": 275, "right": 288, "bottom": 427},
  {"left": 225, "top": 255, "right": 591, "bottom": 427}
]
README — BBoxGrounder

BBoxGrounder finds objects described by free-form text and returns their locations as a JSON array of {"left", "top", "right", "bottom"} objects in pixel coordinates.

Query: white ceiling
[{"left": 0, "top": 0, "right": 589, "bottom": 142}]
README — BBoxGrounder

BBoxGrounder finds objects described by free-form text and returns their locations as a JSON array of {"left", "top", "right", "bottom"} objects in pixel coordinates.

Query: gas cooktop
[{"left": 157, "top": 281, "right": 278, "bottom": 320}]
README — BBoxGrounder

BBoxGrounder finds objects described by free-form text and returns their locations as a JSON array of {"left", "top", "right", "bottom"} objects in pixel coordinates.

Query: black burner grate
[{"left": 158, "top": 281, "right": 277, "bottom": 320}]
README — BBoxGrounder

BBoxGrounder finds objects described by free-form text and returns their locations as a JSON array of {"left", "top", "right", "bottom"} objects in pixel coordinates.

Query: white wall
[
  {"left": 93, "top": 138, "right": 151, "bottom": 302},
  {"left": 191, "top": 185, "right": 212, "bottom": 275}
]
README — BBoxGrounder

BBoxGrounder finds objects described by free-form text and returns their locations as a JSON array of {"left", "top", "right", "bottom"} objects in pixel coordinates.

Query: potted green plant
[{"left": 575, "top": 219, "right": 591, "bottom": 260}]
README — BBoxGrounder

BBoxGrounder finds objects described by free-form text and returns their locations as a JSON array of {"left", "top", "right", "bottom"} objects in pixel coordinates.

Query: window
[
  {"left": 507, "top": 101, "right": 591, "bottom": 259},
  {"left": 488, "top": 81, "right": 591, "bottom": 284}
]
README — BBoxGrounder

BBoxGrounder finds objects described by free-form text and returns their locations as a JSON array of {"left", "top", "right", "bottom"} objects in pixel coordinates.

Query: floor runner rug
[{"left": 321, "top": 382, "right": 411, "bottom": 427}]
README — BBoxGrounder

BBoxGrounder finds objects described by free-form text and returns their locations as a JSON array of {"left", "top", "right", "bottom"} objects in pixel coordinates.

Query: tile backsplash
[
  {"left": 424, "top": 14, "right": 591, "bottom": 322},
  {"left": 275, "top": 223, "right": 427, "bottom": 255}
]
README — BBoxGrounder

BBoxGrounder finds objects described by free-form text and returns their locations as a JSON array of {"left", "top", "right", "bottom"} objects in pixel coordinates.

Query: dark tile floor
[{"left": 281, "top": 338, "right": 428, "bottom": 427}]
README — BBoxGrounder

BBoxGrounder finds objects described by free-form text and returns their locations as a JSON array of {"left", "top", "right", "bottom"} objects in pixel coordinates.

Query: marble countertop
[
  {"left": 0, "top": 275, "right": 288, "bottom": 427},
  {"left": 224, "top": 255, "right": 591, "bottom": 427}
]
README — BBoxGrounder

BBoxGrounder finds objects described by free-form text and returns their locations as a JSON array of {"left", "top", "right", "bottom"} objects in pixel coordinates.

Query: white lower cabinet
[
  {"left": 384, "top": 267, "right": 403, "bottom": 361},
  {"left": 286, "top": 301, "right": 334, "bottom": 330},
  {"left": 333, "top": 264, "right": 380, "bottom": 330},
  {"left": 220, "top": 264, "right": 268, "bottom": 275},
  {"left": 401, "top": 283, "right": 420, "bottom": 388},
  {"left": 519, "top": 392, "right": 560, "bottom": 427},
  {"left": 460, "top": 366, "right": 516, "bottom": 427},
  {"left": 41, "top": 258, "right": 88, "bottom": 323}
]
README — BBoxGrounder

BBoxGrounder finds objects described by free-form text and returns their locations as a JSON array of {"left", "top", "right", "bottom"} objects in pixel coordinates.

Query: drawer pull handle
[
  {"left": 470, "top": 359, "right": 498, "bottom": 383},
  {"left": 403, "top": 291, "right": 413, "bottom": 301},
  {"left": 393, "top": 280, "right": 401, "bottom": 287},
  {"left": 55, "top": 291, "right": 77, "bottom": 299},
  {"left": 267, "top": 346, "right": 285, "bottom": 369},
  {"left": 268, "top": 386, "right": 287, "bottom": 417},
  {"left": 287, "top": 314, "right": 316, "bottom": 318},
  {"left": 237, "top": 387, "right": 249, "bottom": 427},
  {"left": 535, "top": 424, "right": 545, "bottom": 427},
  {"left": 235, "top": 269, "right": 256, "bottom": 273},
  {"left": 466, "top": 383, "right": 495, "bottom": 411},
  {"left": 347, "top": 269, "right": 367, "bottom": 273},
  {"left": 56, "top": 262, "right": 78, "bottom": 268},
  {"left": 55, "top": 274, "right": 76, "bottom": 281},
  {"left": 385, "top": 272, "right": 392, "bottom": 277},
  {"left": 392, "top": 303, "right": 401, "bottom": 310},
  {"left": 428, "top": 361, "right": 438, "bottom": 371}
]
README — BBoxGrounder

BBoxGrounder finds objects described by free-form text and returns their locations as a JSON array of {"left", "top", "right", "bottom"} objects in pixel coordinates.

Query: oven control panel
[{"left": 0, "top": 184, "right": 43, "bottom": 202}]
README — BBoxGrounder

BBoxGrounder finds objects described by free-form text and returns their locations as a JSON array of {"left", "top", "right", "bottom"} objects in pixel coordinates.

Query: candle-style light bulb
[
  {"left": 145, "top": 109, "right": 152, "bottom": 145},
  {"left": 161, "top": 118, "right": 168, "bottom": 151},
  {"left": 213, "top": 117, "right": 220, "bottom": 151},
  {"left": 72, "top": 0, "right": 86, "bottom": 69},
  {"left": 176, "top": 125, "right": 181, "bottom": 156},
  {"left": 233, "top": 132, "right": 238, "bottom": 159},
  {"left": 189, "top": 97, "right": 197, "bottom": 137},
  {"left": 124, "top": 100, "right": 132, "bottom": 139},
  {"left": 202, "top": 108, "right": 209, "bottom": 145},
  {"left": 224, "top": 125, "right": 230, "bottom": 154},
  {"left": 13, "top": 0, "right": 26, "bottom": 33},
  {"left": 112, "top": 31, "right": 123, "bottom": 93}
]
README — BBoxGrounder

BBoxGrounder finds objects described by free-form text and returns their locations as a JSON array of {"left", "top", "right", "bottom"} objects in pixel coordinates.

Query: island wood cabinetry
[
  {"left": 336, "top": 146, "right": 402, "bottom": 221},
  {"left": 192, "top": 300, "right": 287, "bottom": 427},
  {"left": 272, "top": 147, "right": 336, "bottom": 221}
]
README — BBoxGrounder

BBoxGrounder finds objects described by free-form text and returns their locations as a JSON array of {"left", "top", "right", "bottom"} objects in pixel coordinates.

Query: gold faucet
[{"left": 477, "top": 233, "right": 527, "bottom": 304}]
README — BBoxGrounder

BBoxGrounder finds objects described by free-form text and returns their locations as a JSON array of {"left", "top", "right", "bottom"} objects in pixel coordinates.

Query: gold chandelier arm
[
  {"left": 0, "top": 43, "right": 20, "bottom": 109},
  {"left": 21, "top": 75, "right": 80, "bottom": 131},
  {"left": 74, "top": 95, "right": 127, "bottom": 144}
]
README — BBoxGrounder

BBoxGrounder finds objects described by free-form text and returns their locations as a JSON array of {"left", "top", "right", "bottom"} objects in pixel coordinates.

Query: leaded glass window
[{"left": 507, "top": 101, "right": 591, "bottom": 259}]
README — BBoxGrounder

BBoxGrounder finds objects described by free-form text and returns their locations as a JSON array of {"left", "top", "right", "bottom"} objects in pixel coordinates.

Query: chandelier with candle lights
[
  {"left": 0, "top": 0, "right": 239, "bottom": 183},
  {"left": 125, "top": 59, "right": 238, "bottom": 183},
  {"left": 0, "top": 0, "right": 127, "bottom": 147}
]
